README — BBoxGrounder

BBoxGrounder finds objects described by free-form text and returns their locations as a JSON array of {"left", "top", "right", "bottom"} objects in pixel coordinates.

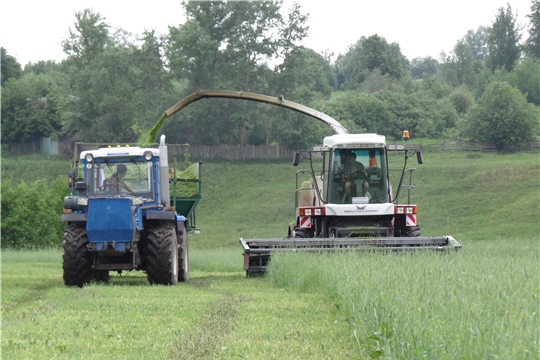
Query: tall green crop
[{"left": 268, "top": 239, "right": 539, "bottom": 359}]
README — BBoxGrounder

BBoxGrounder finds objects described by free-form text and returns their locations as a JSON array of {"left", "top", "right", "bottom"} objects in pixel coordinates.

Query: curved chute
[{"left": 147, "top": 90, "right": 348, "bottom": 143}]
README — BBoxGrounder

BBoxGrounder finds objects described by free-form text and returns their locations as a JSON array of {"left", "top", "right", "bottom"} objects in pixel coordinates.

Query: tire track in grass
[
  {"left": 172, "top": 288, "right": 244, "bottom": 360},
  {"left": 2, "top": 277, "right": 63, "bottom": 313},
  {"left": 170, "top": 274, "right": 356, "bottom": 359}
]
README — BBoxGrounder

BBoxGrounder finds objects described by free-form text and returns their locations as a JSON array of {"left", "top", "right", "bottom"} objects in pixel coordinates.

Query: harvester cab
[
  {"left": 62, "top": 135, "right": 201, "bottom": 287},
  {"left": 291, "top": 134, "right": 422, "bottom": 239}
]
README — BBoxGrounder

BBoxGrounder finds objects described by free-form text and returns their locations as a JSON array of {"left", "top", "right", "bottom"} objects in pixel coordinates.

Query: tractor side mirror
[
  {"left": 417, "top": 150, "right": 423, "bottom": 164},
  {"left": 293, "top": 152, "right": 301, "bottom": 166}
]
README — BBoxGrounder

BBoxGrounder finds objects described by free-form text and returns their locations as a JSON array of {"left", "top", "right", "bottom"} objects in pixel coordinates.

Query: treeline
[{"left": 1, "top": 1, "right": 539, "bottom": 151}]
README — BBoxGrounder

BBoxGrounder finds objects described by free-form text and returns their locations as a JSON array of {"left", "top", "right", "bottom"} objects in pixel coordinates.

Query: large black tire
[
  {"left": 178, "top": 223, "right": 189, "bottom": 283},
  {"left": 146, "top": 223, "right": 178, "bottom": 285},
  {"left": 406, "top": 226, "right": 421, "bottom": 237},
  {"left": 63, "top": 224, "right": 93, "bottom": 287}
]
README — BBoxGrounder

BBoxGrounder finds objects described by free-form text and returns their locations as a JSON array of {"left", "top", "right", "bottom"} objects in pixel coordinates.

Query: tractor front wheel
[
  {"left": 62, "top": 224, "right": 93, "bottom": 287},
  {"left": 146, "top": 223, "right": 178, "bottom": 285}
]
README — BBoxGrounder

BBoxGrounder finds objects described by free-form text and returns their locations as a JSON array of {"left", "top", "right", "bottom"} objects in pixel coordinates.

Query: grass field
[
  {"left": 268, "top": 239, "right": 539, "bottom": 359},
  {"left": 1, "top": 150, "right": 539, "bottom": 358}
]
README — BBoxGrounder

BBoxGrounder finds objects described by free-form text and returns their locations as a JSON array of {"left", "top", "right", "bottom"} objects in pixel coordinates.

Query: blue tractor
[{"left": 62, "top": 135, "right": 201, "bottom": 287}]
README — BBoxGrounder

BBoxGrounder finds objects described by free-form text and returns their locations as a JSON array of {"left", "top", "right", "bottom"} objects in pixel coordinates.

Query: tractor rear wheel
[
  {"left": 63, "top": 224, "right": 93, "bottom": 287},
  {"left": 178, "top": 223, "right": 189, "bottom": 282},
  {"left": 146, "top": 223, "right": 178, "bottom": 285}
]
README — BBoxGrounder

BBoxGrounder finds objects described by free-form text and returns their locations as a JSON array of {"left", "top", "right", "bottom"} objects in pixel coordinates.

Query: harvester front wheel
[
  {"left": 178, "top": 223, "right": 189, "bottom": 282},
  {"left": 406, "top": 226, "right": 421, "bottom": 237},
  {"left": 146, "top": 223, "right": 178, "bottom": 285},
  {"left": 62, "top": 224, "right": 93, "bottom": 287}
]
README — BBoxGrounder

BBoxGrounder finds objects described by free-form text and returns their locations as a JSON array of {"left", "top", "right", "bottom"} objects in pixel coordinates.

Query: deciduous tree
[
  {"left": 1, "top": 47, "right": 22, "bottom": 86},
  {"left": 410, "top": 56, "right": 438, "bottom": 79},
  {"left": 462, "top": 81, "right": 538, "bottom": 150},
  {"left": 1, "top": 73, "right": 62, "bottom": 143},
  {"left": 351, "top": 34, "right": 406, "bottom": 85}
]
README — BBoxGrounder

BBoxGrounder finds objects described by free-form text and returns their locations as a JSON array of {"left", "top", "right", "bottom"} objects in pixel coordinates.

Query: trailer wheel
[
  {"left": 63, "top": 224, "right": 93, "bottom": 287},
  {"left": 178, "top": 223, "right": 189, "bottom": 282},
  {"left": 146, "top": 223, "right": 178, "bottom": 285}
]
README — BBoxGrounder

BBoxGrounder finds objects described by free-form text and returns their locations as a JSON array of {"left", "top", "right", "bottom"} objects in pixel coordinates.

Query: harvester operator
[
  {"left": 104, "top": 165, "right": 136, "bottom": 193},
  {"left": 339, "top": 150, "right": 369, "bottom": 201}
]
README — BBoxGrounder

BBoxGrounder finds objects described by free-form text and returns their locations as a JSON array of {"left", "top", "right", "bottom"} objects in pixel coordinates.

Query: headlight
[
  {"left": 77, "top": 197, "right": 88, "bottom": 206},
  {"left": 132, "top": 197, "right": 143, "bottom": 205},
  {"left": 144, "top": 151, "right": 153, "bottom": 161},
  {"left": 85, "top": 153, "right": 94, "bottom": 162}
]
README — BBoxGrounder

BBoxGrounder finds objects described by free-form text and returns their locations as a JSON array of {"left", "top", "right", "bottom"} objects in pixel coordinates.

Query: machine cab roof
[{"left": 323, "top": 134, "right": 386, "bottom": 149}]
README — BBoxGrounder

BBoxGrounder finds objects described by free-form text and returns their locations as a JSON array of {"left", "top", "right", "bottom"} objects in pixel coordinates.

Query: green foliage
[
  {"left": 410, "top": 56, "right": 438, "bottom": 79},
  {"left": 420, "top": 74, "right": 452, "bottom": 99},
  {"left": 61, "top": 21, "right": 178, "bottom": 143},
  {"left": 492, "top": 57, "right": 540, "bottom": 105},
  {"left": 462, "top": 26, "right": 489, "bottom": 61},
  {"left": 359, "top": 68, "right": 415, "bottom": 94},
  {"left": 1, "top": 177, "right": 69, "bottom": 249},
  {"left": 350, "top": 34, "right": 407, "bottom": 86},
  {"left": 462, "top": 81, "right": 539, "bottom": 150},
  {"left": 167, "top": 0, "right": 307, "bottom": 90},
  {"left": 448, "top": 85, "right": 475, "bottom": 114},
  {"left": 61, "top": 9, "right": 110, "bottom": 63},
  {"left": 322, "top": 91, "right": 387, "bottom": 134},
  {"left": 334, "top": 38, "right": 364, "bottom": 89},
  {"left": 1, "top": 47, "right": 22, "bottom": 86},
  {"left": 275, "top": 48, "right": 336, "bottom": 99},
  {"left": 1, "top": 72, "right": 62, "bottom": 143},
  {"left": 441, "top": 40, "right": 475, "bottom": 86},
  {"left": 486, "top": 4, "right": 522, "bottom": 72},
  {"left": 525, "top": 0, "right": 540, "bottom": 58}
]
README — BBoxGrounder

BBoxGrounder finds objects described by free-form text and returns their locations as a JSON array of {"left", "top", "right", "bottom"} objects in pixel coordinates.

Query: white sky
[{"left": 0, "top": 0, "right": 534, "bottom": 66}]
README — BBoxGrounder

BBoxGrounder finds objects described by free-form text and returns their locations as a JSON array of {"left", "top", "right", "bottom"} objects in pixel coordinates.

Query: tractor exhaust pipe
[{"left": 159, "top": 135, "right": 170, "bottom": 208}]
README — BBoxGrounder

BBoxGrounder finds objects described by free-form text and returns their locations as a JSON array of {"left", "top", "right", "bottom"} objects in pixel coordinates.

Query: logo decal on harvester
[
  {"left": 406, "top": 214, "right": 417, "bottom": 226},
  {"left": 299, "top": 216, "right": 311, "bottom": 228}
]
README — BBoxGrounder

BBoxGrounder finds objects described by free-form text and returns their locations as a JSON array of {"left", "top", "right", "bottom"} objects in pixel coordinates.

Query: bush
[
  {"left": 462, "top": 81, "right": 539, "bottom": 150},
  {"left": 1, "top": 176, "right": 69, "bottom": 249}
]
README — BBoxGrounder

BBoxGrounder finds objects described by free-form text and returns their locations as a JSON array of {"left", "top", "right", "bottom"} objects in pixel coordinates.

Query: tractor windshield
[
  {"left": 327, "top": 148, "right": 389, "bottom": 204},
  {"left": 84, "top": 161, "right": 155, "bottom": 201}
]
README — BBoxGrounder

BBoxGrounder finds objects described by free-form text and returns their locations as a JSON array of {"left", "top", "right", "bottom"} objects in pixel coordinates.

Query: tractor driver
[
  {"left": 338, "top": 150, "right": 369, "bottom": 201},
  {"left": 104, "top": 164, "right": 136, "bottom": 193}
]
